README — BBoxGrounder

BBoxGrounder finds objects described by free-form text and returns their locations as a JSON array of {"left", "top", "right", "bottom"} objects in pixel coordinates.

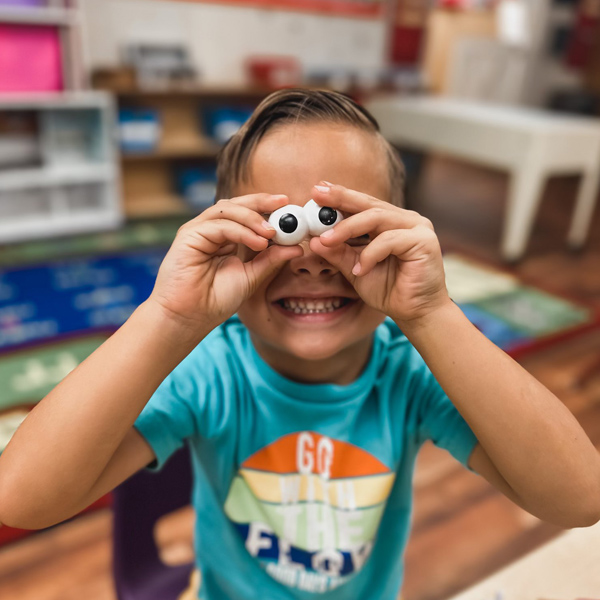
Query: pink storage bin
[{"left": 0, "top": 24, "right": 63, "bottom": 93}]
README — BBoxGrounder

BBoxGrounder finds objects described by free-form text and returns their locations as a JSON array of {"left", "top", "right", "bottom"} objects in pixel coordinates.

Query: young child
[{"left": 1, "top": 89, "right": 599, "bottom": 600}]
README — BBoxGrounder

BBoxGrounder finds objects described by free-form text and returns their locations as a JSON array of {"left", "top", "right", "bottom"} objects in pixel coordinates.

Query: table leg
[
  {"left": 502, "top": 168, "right": 546, "bottom": 262},
  {"left": 567, "top": 167, "right": 600, "bottom": 249}
]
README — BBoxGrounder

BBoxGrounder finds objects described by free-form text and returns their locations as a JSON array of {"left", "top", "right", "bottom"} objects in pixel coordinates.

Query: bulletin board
[{"left": 172, "top": 0, "right": 385, "bottom": 18}]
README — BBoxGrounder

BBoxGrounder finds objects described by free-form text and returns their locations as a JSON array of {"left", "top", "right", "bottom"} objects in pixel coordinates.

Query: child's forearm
[
  {"left": 0, "top": 299, "right": 209, "bottom": 528},
  {"left": 398, "top": 300, "right": 600, "bottom": 527}
]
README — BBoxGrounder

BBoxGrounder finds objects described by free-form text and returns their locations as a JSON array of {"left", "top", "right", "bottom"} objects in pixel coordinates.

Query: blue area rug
[
  {"left": 0, "top": 249, "right": 165, "bottom": 351},
  {"left": 0, "top": 249, "right": 596, "bottom": 357}
]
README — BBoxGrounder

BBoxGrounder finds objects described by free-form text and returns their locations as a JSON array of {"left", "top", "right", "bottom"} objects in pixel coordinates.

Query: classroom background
[{"left": 0, "top": 0, "right": 599, "bottom": 599}]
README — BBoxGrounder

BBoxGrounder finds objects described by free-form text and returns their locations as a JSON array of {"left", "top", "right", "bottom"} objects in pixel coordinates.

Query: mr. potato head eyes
[{"left": 268, "top": 200, "right": 343, "bottom": 245}]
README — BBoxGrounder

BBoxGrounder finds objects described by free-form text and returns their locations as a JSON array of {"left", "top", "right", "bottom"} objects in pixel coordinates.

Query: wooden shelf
[
  {"left": 102, "top": 84, "right": 274, "bottom": 99},
  {"left": 124, "top": 194, "right": 194, "bottom": 219},
  {"left": 121, "top": 138, "right": 221, "bottom": 161},
  {"left": 96, "top": 78, "right": 273, "bottom": 219}
]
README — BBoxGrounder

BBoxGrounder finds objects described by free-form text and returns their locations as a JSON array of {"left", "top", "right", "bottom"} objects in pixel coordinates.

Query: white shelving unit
[
  {"left": 0, "top": 0, "right": 122, "bottom": 243},
  {"left": 0, "top": 93, "right": 122, "bottom": 243}
]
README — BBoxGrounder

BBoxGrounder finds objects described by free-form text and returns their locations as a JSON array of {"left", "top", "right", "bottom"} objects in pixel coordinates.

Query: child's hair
[{"left": 215, "top": 88, "right": 405, "bottom": 207}]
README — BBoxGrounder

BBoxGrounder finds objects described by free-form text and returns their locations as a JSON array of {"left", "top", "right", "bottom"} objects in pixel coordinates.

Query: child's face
[{"left": 235, "top": 122, "right": 391, "bottom": 370}]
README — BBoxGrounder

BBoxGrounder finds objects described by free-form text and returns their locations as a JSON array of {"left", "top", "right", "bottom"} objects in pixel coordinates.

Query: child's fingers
[
  {"left": 309, "top": 237, "right": 360, "bottom": 282},
  {"left": 318, "top": 207, "right": 426, "bottom": 246},
  {"left": 312, "top": 183, "right": 432, "bottom": 231},
  {"left": 193, "top": 220, "right": 272, "bottom": 254},
  {"left": 356, "top": 226, "right": 439, "bottom": 276},
  {"left": 201, "top": 201, "right": 277, "bottom": 239},
  {"left": 226, "top": 193, "right": 290, "bottom": 214},
  {"left": 312, "top": 182, "right": 382, "bottom": 214}
]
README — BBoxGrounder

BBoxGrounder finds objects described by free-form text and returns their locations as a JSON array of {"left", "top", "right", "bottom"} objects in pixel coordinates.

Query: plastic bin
[{"left": 0, "top": 24, "right": 63, "bottom": 92}]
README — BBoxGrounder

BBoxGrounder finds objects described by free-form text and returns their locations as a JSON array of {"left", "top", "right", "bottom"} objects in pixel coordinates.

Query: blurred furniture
[
  {"left": 422, "top": 7, "right": 497, "bottom": 94},
  {"left": 389, "top": 0, "right": 429, "bottom": 66},
  {"left": 366, "top": 95, "right": 600, "bottom": 261},
  {"left": 0, "top": 93, "right": 120, "bottom": 243},
  {"left": 448, "top": 519, "right": 600, "bottom": 599},
  {"left": 447, "top": 38, "right": 529, "bottom": 105},
  {"left": 0, "top": 0, "right": 85, "bottom": 91},
  {"left": 584, "top": 15, "right": 600, "bottom": 99},
  {"left": 0, "top": 2, "right": 121, "bottom": 244},
  {"left": 112, "top": 446, "right": 194, "bottom": 600},
  {"left": 92, "top": 77, "right": 271, "bottom": 218},
  {"left": 0, "top": 93, "right": 121, "bottom": 243},
  {"left": 424, "top": 2, "right": 587, "bottom": 107}
]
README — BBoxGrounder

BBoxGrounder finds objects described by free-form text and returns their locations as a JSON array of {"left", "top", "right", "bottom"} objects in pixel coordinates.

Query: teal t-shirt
[{"left": 134, "top": 316, "right": 478, "bottom": 599}]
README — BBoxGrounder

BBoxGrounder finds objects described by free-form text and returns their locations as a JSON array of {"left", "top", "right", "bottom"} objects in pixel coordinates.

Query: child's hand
[
  {"left": 149, "top": 194, "right": 303, "bottom": 334},
  {"left": 309, "top": 183, "right": 452, "bottom": 326}
]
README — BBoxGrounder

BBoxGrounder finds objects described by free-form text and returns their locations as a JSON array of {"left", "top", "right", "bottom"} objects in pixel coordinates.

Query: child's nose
[{"left": 288, "top": 241, "right": 338, "bottom": 277}]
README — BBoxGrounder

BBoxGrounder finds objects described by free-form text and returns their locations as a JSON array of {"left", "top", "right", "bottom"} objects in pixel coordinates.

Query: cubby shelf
[
  {"left": 0, "top": 163, "right": 115, "bottom": 189},
  {"left": 0, "top": 92, "right": 122, "bottom": 243},
  {"left": 94, "top": 81, "right": 273, "bottom": 218}
]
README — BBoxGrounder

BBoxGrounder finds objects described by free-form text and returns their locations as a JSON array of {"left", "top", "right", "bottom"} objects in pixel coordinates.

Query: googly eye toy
[{"left": 268, "top": 200, "right": 343, "bottom": 245}]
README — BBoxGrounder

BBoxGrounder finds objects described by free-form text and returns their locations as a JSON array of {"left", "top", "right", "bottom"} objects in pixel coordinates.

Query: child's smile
[
  {"left": 273, "top": 296, "right": 354, "bottom": 319},
  {"left": 235, "top": 122, "right": 391, "bottom": 383}
]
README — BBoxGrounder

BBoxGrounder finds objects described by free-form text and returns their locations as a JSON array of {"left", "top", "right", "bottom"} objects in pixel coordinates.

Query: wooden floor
[{"left": 1, "top": 155, "right": 599, "bottom": 600}]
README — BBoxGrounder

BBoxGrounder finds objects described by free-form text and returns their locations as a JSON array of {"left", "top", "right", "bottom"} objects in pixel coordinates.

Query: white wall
[{"left": 81, "top": 0, "right": 388, "bottom": 85}]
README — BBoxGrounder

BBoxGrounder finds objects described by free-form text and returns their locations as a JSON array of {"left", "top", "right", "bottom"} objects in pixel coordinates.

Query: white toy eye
[
  {"left": 268, "top": 205, "right": 309, "bottom": 245},
  {"left": 303, "top": 199, "right": 343, "bottom": 236}
]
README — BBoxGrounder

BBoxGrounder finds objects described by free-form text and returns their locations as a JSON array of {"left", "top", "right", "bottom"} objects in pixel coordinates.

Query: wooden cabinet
[{"left": 422, "top": 8, "right": 497, "bottom": 94}]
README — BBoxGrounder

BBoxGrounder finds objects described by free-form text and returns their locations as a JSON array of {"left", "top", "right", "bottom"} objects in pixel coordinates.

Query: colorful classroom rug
[
  {"left": 0, "top": 239, "right": 596, "bottom": 362},
  {"left": 0, "top": 237, "right": 597, "bottom": 449},
  {"left": 0, "top": 227, "right": 597, "bottom": 544},
  {"left": 442, "top": 253, "right": 599, "bottom": 360}
]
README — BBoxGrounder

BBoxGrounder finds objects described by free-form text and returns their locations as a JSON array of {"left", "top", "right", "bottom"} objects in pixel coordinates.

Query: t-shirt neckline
[{"left": 246, "top": 329, "right": 382, "bottom": 404}]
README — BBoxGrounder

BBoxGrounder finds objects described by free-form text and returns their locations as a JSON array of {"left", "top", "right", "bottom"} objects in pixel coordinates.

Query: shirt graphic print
[{"left": 224, "top": 431, "right": 396, "bottom": 593}]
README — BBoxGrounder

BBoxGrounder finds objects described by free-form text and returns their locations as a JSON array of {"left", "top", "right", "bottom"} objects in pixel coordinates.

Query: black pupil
[
  {"left": 318, "top": 207, "right": 337, "bottom": 226},
  {"left": 279, "top": 214, "right": 298, "bottom": 233}
]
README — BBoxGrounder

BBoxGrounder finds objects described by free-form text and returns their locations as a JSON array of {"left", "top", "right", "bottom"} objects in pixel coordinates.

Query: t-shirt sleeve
[
  {"left": 134, "top": 368, "right": 201, "bottom": 471},
  {"left": 413, "top": 358, "right": 479, "bottom": 469},
  {"left": 134, "top": 340, "right": 230, "bottom": 471}
]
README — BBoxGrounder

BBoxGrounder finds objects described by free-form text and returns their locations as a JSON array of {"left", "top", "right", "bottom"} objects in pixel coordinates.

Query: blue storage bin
[
  {"left": 173, "top": 165, "right": 217, "bottom": 212},
  {"left": 118, "top": 108, "right": 161, "bottom": 153},
  {"left": 202, "top": 106, "right": 254, "bottom": 145}
]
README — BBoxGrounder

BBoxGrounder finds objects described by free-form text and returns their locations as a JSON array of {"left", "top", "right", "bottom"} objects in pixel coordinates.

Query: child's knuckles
[
  {"left": 365, "top": 207, "right": 387, "bottom": 221},
  {"left": 215, "top": 198, "right": 232, "bottom": 209},
  {"left": 420, "top": 217, "right": 435, "bottom": 230},
  {"left": 379, "top": 229, "right": 399, "bottom": 243},
  {"left": 415, "top": 225, "right": 439, "bottom": 243}
]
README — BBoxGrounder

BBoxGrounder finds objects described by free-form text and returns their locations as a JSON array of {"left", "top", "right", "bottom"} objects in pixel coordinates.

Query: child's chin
[{"left": 284, "top": 339, "right": 344, "bottom": 362}]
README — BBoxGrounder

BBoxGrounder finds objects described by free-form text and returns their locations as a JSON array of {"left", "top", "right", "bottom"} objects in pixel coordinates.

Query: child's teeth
[{"left": 282, "top": 297, "right": 346, "bottom": 313}]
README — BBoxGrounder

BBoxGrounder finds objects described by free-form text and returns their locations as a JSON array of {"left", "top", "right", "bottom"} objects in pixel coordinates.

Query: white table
[
  {"left": 448, "top": 520, "right": 600, "bottom": 600},
  {"left": 366, "top": 96, "right": 600, "bottom": 261}
]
